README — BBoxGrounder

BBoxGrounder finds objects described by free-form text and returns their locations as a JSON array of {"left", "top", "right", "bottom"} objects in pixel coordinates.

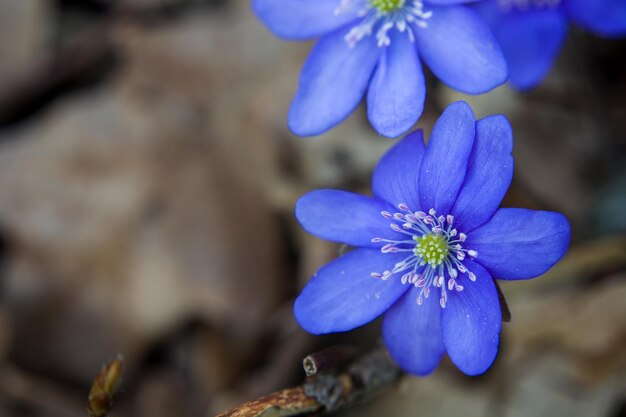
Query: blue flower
[
  {"left": 293, "top": 101, "right": 570, "bottom": 376},
  {"left": 252, "top": 0, "right": 508, "bottom": 138},
  {"left": 476, "top": 0, "right": 626, "bottom": 90}
]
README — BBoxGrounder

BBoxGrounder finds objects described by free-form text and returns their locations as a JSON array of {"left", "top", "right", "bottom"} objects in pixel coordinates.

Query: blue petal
[
  {"left": 566, "top": 0, "right": 626, "bottom": 37},
  {"left": 294, "top": 249, "right": 410, "bottom": 334},
  {"left": 288, "top": 30, "right": 381, "bottom": 136},
  {"left": 425, "top": 0, "right": 478, "bottom": 3},
  {"left": 419, "top": 101, "right": 475, "bottom": 215},
  {"left": 491, "top": 8, "right": 568, "bottom": 90},
  {"left": 416, "top": 5, "right": 508, "bottom": 94},
  {"left": 452, "top": 115, "right": 513, "bottom": 232},
  {"left": 472, "top": 0, "right": 502, "bottom": 23},
  {"left": 372, "top": 130, "right": 426, "bottom": 211},
  {"left": 367, "top": 31, "right": 425, "bottom": 138},
  {"left": 467, "top": 208, "right": 571, "bottom": 280},
  {"left": 252, "top": 0, "right": 358, "bottom": 40},
  {"left": 383, "top": 287, "right": 445, "bottom": 376},
  {"left": 295, "top": 189, "right": 401, "bottom": 248},
  {"left": 442, "top": 260, "right": 501, "bottom": 376}
]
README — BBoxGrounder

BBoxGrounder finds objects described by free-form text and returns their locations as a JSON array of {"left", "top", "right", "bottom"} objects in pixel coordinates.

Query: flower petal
[
  {"left": 252, "top": 0, "right": 358, "bottom": 40},
  {"left": 295, "top": 189, "right": 401, "bottom": 248},
  {"left": 288, "top": 30, "right": 381, "bottom": 136},
  {"left": 372, "top": 129, "right": 426, "bottom": 210},
  {"left": 383, "top": 287, "right": 445, "bottom": 376},
  {"left": 442, "top": 260, "right": 501, "bottom": 376},
  {"left": 294, "top": 249, "right": 410, "bottom": 334},
  {"left": 367, "top": 29, "right": 425, "bottom": 138},
  {"left": 425, "top": 0, "right": 477, "bottom": 3},
  {"left": 467, "top": 208, "right": 571, "bottom": 280},
  {"left": 452, "top": 115, "right": 513, "bottom": 232},
  {"left": 566, "top": 0, "right": 626, "bottom": 37},
  {"left": 490, "top": 8, "right": 568, "bottom": 90},
  {"left": 419, "top": 101, "right": 475, "bottom": 215},
  {"left": 416, "top": 5, "right": 508, "bottom": 94}
]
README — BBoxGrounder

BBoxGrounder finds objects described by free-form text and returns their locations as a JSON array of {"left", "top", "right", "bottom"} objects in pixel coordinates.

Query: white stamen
[
  {"left": 370, "top": 204, "right": 481, "bottom": 309},
  {"left": 337, "top": 0, "right": 432, "bottom": 48}
]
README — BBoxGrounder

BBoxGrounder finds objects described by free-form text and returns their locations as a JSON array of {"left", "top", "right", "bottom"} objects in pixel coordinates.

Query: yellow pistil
[
  {"left": 370, "top": 0, "right": 406, "bottom": 13},
  {"left": 414, "top": 234, "right": 449, "bottom": 267}
]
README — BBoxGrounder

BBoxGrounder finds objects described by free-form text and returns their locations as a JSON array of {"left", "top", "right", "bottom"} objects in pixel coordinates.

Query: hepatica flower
[
  {"left": 294, "top": 101, "right": 570, "bottom": 376},
  {"left": 476, "top": 0, "right": 626, "bottom": 90},
  {"left": 252, "top": 0, "right": 508, "bottom": 138}
]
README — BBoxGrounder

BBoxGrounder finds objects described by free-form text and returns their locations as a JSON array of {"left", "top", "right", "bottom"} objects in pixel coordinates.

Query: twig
[
  {"left": 215, "top": 346, "right": 401, "bottom": 417},
  {"left": 302, "top": 346, "right": 358, "bottom": 377},
  {"left": 215, "top": 387, "right": 320, "bottom": 417}
]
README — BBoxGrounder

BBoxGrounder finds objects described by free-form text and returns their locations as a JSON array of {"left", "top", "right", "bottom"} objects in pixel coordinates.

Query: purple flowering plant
[
  {"left": 293, "top": 101, "right": 570, "bottom": 376},
  {"left": 252, "top": 0, "right": 508, "bottom": 138},
  {"left": 476, "top": 0, "right": 626, "bottom": 90}
]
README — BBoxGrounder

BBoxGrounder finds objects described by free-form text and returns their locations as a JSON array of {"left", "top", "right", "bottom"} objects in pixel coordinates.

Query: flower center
[
  {"left": 370, "top": 205, "right": 478, "bottom": 308},
  {"left": 414, "top": 234, "right": 449, "bottom": 267},
  {"left": 370, "top": 0, "right": 405, "bottom": 13},
  {"left": 335, "top": 0, "right": 432, "bottom": 48}
]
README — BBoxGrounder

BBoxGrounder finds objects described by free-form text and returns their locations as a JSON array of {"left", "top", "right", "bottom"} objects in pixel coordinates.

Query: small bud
[{"left": 88, "top": 355, "right": 124, "bottom": 417}]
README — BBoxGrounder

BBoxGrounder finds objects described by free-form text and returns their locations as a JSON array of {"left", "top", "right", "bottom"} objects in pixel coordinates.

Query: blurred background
[{"left": 0, "top": 0, "right": 625, "bottom": 416}]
